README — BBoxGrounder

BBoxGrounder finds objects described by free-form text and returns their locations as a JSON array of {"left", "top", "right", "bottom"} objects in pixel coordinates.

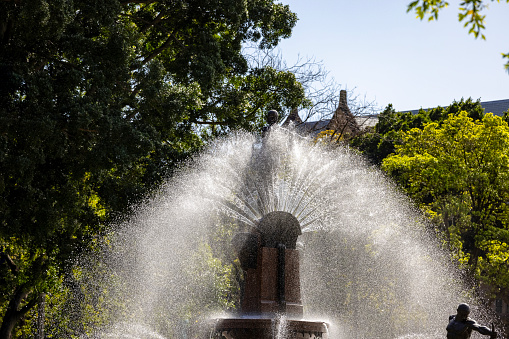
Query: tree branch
[
  {"left": 142, "top": 32, "right": 176, "bottom": 65},
  {"left": 17, "top": 293, "right": 39, "bottom": 318},
  {"left": 0, "top": 250, "right": 18, "bottom": 274},
  {"left": 194, "top": 121, "right": 229, "bottom": 126},
  {"left": 140, "top": 11, "right": 167, "bottom": 34}
]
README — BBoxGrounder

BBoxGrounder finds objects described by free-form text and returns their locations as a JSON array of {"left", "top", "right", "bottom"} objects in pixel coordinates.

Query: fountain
[
  {"left": 211, "top": 116, "right": 328, "bottom": 338},
  {"left": 70, "top": 117, "right": 497, "bottom": 338}
]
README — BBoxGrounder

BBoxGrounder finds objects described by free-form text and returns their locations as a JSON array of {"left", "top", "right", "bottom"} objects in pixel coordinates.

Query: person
[{"left": 446, "top": 303, "right": 497, "bottom": 338}]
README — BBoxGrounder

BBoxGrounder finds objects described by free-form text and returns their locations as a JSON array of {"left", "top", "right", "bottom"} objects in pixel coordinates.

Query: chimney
[{"left": 326, "top": 90, "right": 360, "bottom": 137}]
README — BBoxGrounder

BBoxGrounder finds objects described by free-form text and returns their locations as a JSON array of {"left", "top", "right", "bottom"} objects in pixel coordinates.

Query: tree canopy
[
  {"left": 382, "top": 111, "right": 509, "bottom": 291},
  {"left": 0, "top": 0, "right": 308, "bottom": 337},
  {"left": 350, "top": 98, "right": 486, "bottom": 165}
]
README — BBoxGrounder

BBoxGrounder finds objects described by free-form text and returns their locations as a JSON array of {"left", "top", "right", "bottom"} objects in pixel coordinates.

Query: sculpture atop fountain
[
  {"left": 213, "top": 211, "right": 328, "bottom": 339},
  {"left": 261, "top": 109, "right": 279, "bottom": 138}
]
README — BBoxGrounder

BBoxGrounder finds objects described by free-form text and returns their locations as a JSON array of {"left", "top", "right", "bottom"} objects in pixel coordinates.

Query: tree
[
  {"left": 0, "top": 0, "right": 306, "bottom": 337},
  {"left": 382, "top": 111, "right": 509, "bottom": 291},
  {"left": 407, "top": 0, "right": 509, "bottom": 72},
  {"left": 350, "top": 98, "right": 485, "bottom": 165}
]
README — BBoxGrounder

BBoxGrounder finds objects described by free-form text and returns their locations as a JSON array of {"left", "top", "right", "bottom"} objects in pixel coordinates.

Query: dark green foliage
[
  {"left": 502, "top": 108, "right": 509, "bottom": 125},
  {"left": 0, "top": 0, "right": 305, "bottom": 337}
]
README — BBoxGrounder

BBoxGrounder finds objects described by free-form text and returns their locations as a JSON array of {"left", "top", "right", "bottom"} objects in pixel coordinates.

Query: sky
[{"left": 276, "top": 0, "right": 509, "bottom": 113}]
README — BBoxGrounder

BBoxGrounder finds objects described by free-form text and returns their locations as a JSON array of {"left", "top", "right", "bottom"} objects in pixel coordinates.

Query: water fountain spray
[
  {"left": 212, "top": 112, "right": 328, "bottom": 338},
  {"left": 82, "top": 110, "right": 495, "bottom": 339}
]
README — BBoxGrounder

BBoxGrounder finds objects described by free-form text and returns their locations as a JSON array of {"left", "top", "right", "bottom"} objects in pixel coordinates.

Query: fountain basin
[
  {"left": 213, "top": 318, "right": 328, "bottom": 339},
  {"left": 218, "top": 211, "right": 329, "bottom": 338}
]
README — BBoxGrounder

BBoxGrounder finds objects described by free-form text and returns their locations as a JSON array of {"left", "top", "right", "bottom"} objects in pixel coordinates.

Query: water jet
[{"left": 81, "top": 121, "right": 495, "bottom": 338}]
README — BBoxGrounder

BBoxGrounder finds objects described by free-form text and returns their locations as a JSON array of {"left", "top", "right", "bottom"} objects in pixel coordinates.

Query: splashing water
[
  {"left": 74, "top": 127, "right": 494, "bottom": 338},
  {"left": 99, "top": 323, "right": 169, "bottom": 339},
  {"left": 272, "top": 315, "right": 288, "bottom": 339}
]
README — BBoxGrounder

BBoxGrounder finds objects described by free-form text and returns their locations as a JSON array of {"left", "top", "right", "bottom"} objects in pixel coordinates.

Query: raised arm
[{"left": 470, "top": 321, "right": 496, "bottom": 337}]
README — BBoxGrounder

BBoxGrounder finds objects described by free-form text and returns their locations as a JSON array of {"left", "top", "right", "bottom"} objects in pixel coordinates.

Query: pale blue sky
[{"left": 277, "top": 0, "right": 509, "bottom": 113}]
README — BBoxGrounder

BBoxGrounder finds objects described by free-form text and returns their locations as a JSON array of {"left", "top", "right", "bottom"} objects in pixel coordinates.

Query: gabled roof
[
  {"left": 282, "top": 107, "right": 303, "bottom": 127},
  {"left": 285, "top": 90, "right": 361, "bottom": 136},
  {"left": 326, "top": 90, "right": 360, "bottom": 135},
  {"left": 294, "top": 120, "right": 329, "bottom": 136}
]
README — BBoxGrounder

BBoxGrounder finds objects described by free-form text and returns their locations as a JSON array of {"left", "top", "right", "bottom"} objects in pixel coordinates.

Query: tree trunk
[
  {"left": 0, "top": 317, "right": 17, "bottom": 339},
  {"left": 35, "top": 293, "right": 45, "bottom": 339},
  {"left": 0, "top": 286, "right": 36, "bottom": 339}
]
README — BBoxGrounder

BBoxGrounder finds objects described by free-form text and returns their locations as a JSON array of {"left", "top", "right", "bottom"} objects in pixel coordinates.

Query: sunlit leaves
[
  {"left": 382, "top": 111, "right": 509, "bottom": 288},
  {"left": 315, "top": 129, "right": 343, "bottom": 145},
  {"left": 407, "top": 0, "right": 449, "bottom": 21},
  {"left": 408, "top": 0, "right": 486, "bottom": 38},
  {"left": 503, "top": 52, "right": 509, "bottom": 72},
  {"left": 351, "top": 99, "right": 486, "bottom": 166}
]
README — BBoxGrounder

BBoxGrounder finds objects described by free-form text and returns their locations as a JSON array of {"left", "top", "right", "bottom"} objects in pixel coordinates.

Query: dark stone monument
[{"left": 213, "top": 211, "right": 328, "bottom": 339}]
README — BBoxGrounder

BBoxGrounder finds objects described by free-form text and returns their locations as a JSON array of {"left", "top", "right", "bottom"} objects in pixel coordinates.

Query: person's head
[
  {"left": 456, "top": 303, "right": 470, "bottom": 321},
  {"left": 266, "top": 110, "right": 279, "bottom": 125}
]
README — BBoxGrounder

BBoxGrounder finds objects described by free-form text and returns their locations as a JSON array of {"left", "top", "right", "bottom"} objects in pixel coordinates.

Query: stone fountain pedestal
[
  {"left": 212, "top": 212, "right": 328, "bottom": 339},
  {"left": 213, "top": 318, "right": 328, "bottom": 339}
]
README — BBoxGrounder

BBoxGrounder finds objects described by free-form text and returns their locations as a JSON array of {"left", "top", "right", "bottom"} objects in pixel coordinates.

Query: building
[
  {"left": 284, "top": 89, "right": 365, "bottom": 138},
  {"left": 284, "top": 97, "right": 509, "bottom": 136},
  {"left": 406, "top": 98, "right": 509, "bottom": 117}
]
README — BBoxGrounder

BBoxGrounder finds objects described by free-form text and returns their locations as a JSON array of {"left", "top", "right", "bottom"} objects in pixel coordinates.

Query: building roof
[
  {"left": 286, "top": 90, "right": 363, "bottom": 136},
  {"left": 405, "top": 99, "right": 509, "bottom": 117},
  {"left": 288, "top": 98, "right": 509, "bottom": 136},
  {"left": 478, "top": 99, "right": 509, "bottom": 116}
]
